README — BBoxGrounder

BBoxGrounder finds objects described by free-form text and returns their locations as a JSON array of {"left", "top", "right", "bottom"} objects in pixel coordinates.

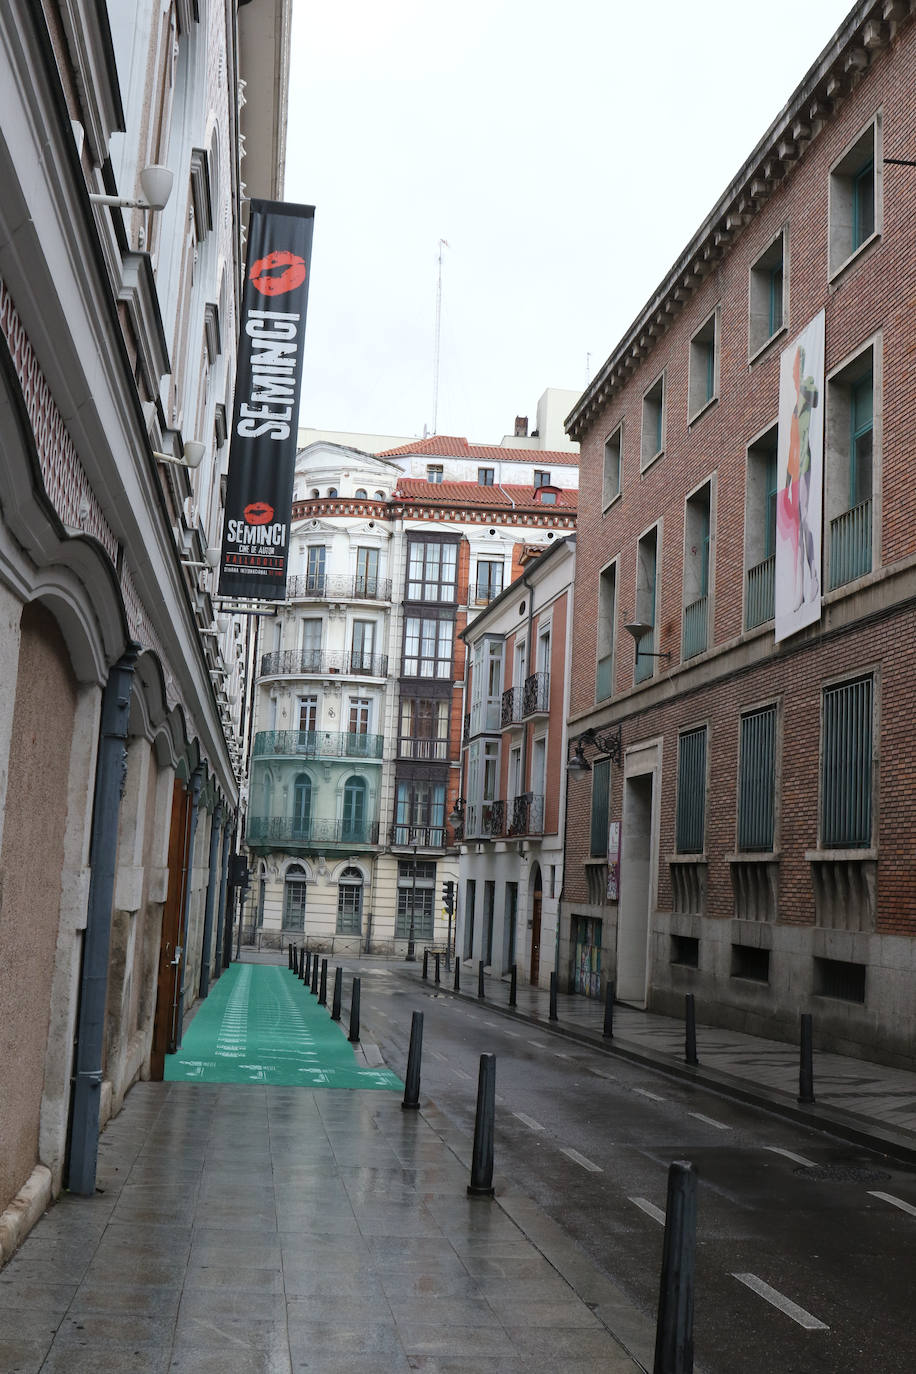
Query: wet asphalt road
[{"left": 350, "top": 964, "right": 916, "bottom": 1374}]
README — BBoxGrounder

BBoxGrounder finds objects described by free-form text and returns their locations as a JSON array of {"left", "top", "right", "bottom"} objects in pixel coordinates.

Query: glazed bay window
[
  {"left": 603, "top": 423, "right": 622, "bottom": 507},
  {"left": 676, "top": 727, "right": 707, "bottom": 854},
  {"left": 403, "top": 615, "right": 453, "bottom": 678},
  {"left": 641, "top": 373, "right": 665, "bottom": 467},
  {"left": 821, "top": 676, "right": 873, "bottom": 849},
  {"left": 596, "top": 561, "right": 617, "bottom": 701},
  {"left": 688, "top": 309, "right": 719, "bottom": 419},
  {"left": 407, "top": 539, "right": 457, "bottom": 601},
  {"left": 744, "top": 427, "right": 778, "bottom": 628},
  {"left": 475, "top": 559, "right": 504, "bottom": 604},
  {"left": 396, "top": 860, "right": 435, "bottom": 941},
  {"left": 829, "top": 119, "right": 880, "bottom": 276},
  {"left": 465, "top": 737, "right": 502, "bottom": 838},
  {"left": 635, "top": 526, "right": 659, "bottom": 683},
  {"left": 683, "top": 482, "right": 711, "bottom": 660},
  {"left": 399, "top": 696, "right": 449, "bottom": 761},
  {"left": 470, "top": 636, "right": 504, "bottom": 734},
  {"left": 394, "top": 781, "right": 446, "bottom": 847},
  {"left": 749, "top": 231, "right": 786, "bottom": 356},
  {"left": 738, "top": 705, "right": 777, "bottom": 851},
  {"left": 826, "top": 349, "right": 875, "bottom": 590}
]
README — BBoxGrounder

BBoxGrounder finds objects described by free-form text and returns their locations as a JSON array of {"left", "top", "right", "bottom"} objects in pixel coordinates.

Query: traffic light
[{"left": 441, "top": 879, "right": 455, "bottom": 914}]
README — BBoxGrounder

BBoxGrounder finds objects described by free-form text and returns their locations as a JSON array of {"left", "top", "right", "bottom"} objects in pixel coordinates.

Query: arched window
[
  {"left": 341, "top": 776, "right": 367, "bottom": 842},
  {"left": 328, "top": 487, "right": 338, "bottom": 498},
  {"left": 284, "top": 863, "right": 308, "bottom": 931},
  {"left": 354, "top": 488, "right": 368, "bottom": 499},
  {"left": 292, "top": 773, "right": 311, "bottom": 839},
  {"left": 310, "top": 488, "right": 320, "bottom": 499},
  {"left": 336, "top": 867, "right": 363, "bottom": 934},
  {"left": 374, "top": 490, "right": 385, "bottom": 500}
]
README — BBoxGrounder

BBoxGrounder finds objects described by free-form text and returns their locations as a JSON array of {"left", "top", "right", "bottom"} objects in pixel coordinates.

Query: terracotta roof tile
[
  {"left": 378, "top": 436, "right": 578, "bottom": 465},
  {"left": 392, "top": 479, "right": 577, "bottom": 510}
]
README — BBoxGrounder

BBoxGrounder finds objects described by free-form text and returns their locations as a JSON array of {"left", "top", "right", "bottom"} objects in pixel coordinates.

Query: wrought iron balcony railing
[
  {"left": 287, "top": 573, "right": 391, "bottom": 601},
  {"left": 259, "top": 649, "right": 388, "bottom": 678},
  {"left": 829, "top": 498, "right": 872, "bottom": 590},
  {"left": 745, "top": 555, "right": 775, "bottom": 630},
  {"left": 246, "top": 816, "right": 380, "bottom": 847},
  {"left": 464, "top": 799, "right": 505, "bottom": 839},
  {"left": 252, "top": 730, "right": 384, "bottom": 760},
  {"left": 522, "top": 671, "right": 549, "bottom": 716},
  {"left": 501, "top": 684, "right": 523, "bottom": 728},
  {"left": 398, "top": 736, "right": 449, "bottom": 761},
  {"left": 508, "top": 792, "right": 544, "bottom": 837},
  {"left": 463, "top": 711, "right": 470, "bottom": 744},
  {"left": 682, "top": 595, "right": 708, "bottom": 660},
  {"left": 388, "top": 824, "right": 446, "bottom": 848}
]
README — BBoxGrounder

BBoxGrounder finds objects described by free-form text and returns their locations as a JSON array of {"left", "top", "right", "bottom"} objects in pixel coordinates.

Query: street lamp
[
  {"left": 405, "top": 844, "right": 418, "bottom": 962},
  {"left": 623, "top": 620, "right": 672, "bottom": 666},
  {"left": 567, "top": 725, "right": 623, "bottom": 775}
]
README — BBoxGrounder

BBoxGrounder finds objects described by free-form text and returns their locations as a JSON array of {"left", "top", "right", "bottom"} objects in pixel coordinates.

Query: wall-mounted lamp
[
  {"left": 567, "top": 725, "right": 622, "bottom": 775},
  {"left": 448, "top": 797, "right": 466, "bottom": 838},
  {"left": 180, "top": 547, "right": 221, "bottom": 571},
  {"left": 89, "top": 164, "right": 174, "bottom": 212},
  {"left": 154, "top": 440, "right": 206, "bottom": 469},
  {"left": 624, "top": 620, "right": 671, "bottom": 665}
]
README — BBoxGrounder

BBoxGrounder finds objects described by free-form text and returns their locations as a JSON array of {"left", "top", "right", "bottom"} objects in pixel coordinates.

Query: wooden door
[{"left": 150, "top": 780, "right": 190, "bottom": 1079}]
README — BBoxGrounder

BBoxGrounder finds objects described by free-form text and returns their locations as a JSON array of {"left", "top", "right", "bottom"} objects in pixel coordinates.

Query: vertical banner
[
  {"left": 218, "top": 200, "right": 315, "bottom": 601},
  {"left": 606, "top": 819, "right": 620, "bottom": 902},
  {"left": 774, "top": 309, "right": 825, "bottom": 642}
]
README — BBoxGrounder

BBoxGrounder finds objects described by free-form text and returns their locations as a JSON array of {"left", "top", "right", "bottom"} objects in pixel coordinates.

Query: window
[
  {"left": 374, "top": 490, "right": 385, "bottom": 499},
  {"left": 394, "top": 781, "right": 446, "bottom": 846},
  {"left": 533, "top": 470, "right": 551, "bottom": 488},
  {"left": 407, "top": 540, "right": 457, "bottom": 601},
  {"left": 396, "top": 860, "right": 435, "bottom": 940},
  {"left": 336, "top": 867, "right": 363, "bottom": 934},
  {"left": 465, "top": 737, "right": 501, "bottom": 837},
  {"left": 404, "top": 616, "right": 453, "bottom": 678},
  {"left": 745, "top": 426, "right": 778, "bottom": 629},
  {"left": 749, "top": 232, "right": 786, "bottom": 356},
  {"left": 826, "top": 349, "right": 875, "bottom": 590},
  {"left": 355, "top": 546, "right": 379, "bottom": 596},
  {"left": 399, "top": 697, "right": 449, "bottom": 760},
  {"left": 688, "top": 309, "right": 719, "bottom": 419},
  {"left": 426, "top": 464, "right": 444, "bottom": 483},
  {"left": 351, "top": 619, "right": 377, "bottom": 673},
  {"left": 603, "top": 424, "right": 622, "bottom": 507},
  {"left": 305, "top": 546, "right": 326, "bottom": 594},
  {"left": 821, "top": 676, "right": 873, "bottom": 848},
  {"left": 348, "top": 697, "right": 371, "bottom": 735},
  {"left": 597, "top": 562, "right": 617, "bottom": 700},
  {"left": 283, "top": 864, "right": 307, "bottom": 931},
  {"left": 470, "top": 636, "right": 504, "bottom": 734},
  {"left": 342, "top": 776, "right": 368, "bottom": 843},
  {"left": 738, "top": 705, "right": 777, "bottom": 851},
  {"left": 814, "top": 956, "right": 866, "bottom": 1003},
  {"left": 590, "top": 757, "right": 610, "bottom": 857},
  {"left": 292, "top": 774, "right": 311, "bottom": 838},
  {"left": 676, "top": 727, "right": 707, "bottom": 854},
  {"left": 683, "top": 482, "right": 711, "bottom": 660},
  {"left": 635, "top": 526, "right": 659, "bottom": 682},
  {"left": 475, "top": 559, "right": 504, "bottom": 604},
  {"left": 478, "top": 467, "right": 495, "bottom": 485},
  {"left": 535, "top": 488, "right": 558, "bottom": 504},
  {"left": 731, "top": 944, "right": 770, "bottom": 983},
  {"left": 641, "top": 374, "right": 665, "bottom": 466},
  {"left": 297, "top": 695, "right": 318, "bottom": 734},
  {"left": 327, "top": 487, "right": 338, "bottom": 498},
  {"left": 829, "top": 119, "right": 880, "bottom": 275},
  {"left": 301, "top": 617, "right": 322, "bottom": 669},
  {"left": 354, "top": 488, "right": 368, "bottom": 499}
]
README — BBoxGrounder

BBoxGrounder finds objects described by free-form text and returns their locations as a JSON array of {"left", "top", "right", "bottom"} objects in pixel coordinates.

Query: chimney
[{"left": 514, "top": 415, "right": 528, "bottom": 437}]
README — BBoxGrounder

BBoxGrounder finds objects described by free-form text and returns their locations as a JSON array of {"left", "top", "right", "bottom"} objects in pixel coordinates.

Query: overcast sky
[{"left": 284, "top": 0, "right": 850, "bottom": 445}]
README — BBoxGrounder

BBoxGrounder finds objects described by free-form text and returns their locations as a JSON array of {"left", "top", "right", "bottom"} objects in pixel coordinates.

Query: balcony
[
  {"left": 398, "top": 736, "right": 448, "bottom": 762},
  {"left": 287, "top": 573, "right": 391, "bottom": 602},
  {"left": 501, "top": 685, "right": 523, "bottom": 728},
  {"left": 745, "top": 555, "right": 775, "bottom": 630},
  {"left": 389, "top": 824, "right": 446, "bottom": 848},
  {"left": 259, "top": 649, "right": 388, "bottom": 679},
  {"left": 465, "top": 799, "right": 505, "bottom": 840},
  {"left": 683, "top": 595, "right": 708, "bottom": 660},
  {"left": 246, "top": 816, "right": 380, "bottom": 848},
  {"left": 508, "top": 792, "right": 544, "bottom": 837},
  {"left": 522, "top": 672, "right": 549, "bottom": 717},
  {"left": 253, "top": 730, "right": 384, "bottom": 760},
  {"left": 829, "top": 498, "right": 872, "bottom": 590}
]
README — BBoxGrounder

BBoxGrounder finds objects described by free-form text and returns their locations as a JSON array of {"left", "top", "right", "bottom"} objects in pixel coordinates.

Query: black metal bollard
[
  {"left": 478, "top": 960, "right": 485, "bottom": 999},
  {"left": 331, "top": 966, "right": 342, "bottom": 1021},
  {"left": 434, "top": 953, "right": 441, "bottom": 984},
  {"left": 318, "top": 958, "right": 328, "bottom": 1006},
  {"left": 685, "top": 994, "right": 698, "bottom": 1066},
  {"left": 549, "top": 970, "right": 558, "bottom": 1021},
  {"left": 288, "top": 943, "right": 293, "bottom": 970},
  {"left": 798, "top": 1012, "right": 815, "bottom": 1104},
  {"left": 304, "top": 950, "right": 311, "bottom": 982},
  {"left": 653, "top": 1160, "right": 697, "bottom": 1374},
  {"left": 509, "top": 964, "right": 517, "bottom": 1008},
  {"left": 402, "top": 1011, "right": 424, "bottom": 1111},
  {"left": 467, "top": 1053, "right": 496, "bottom": 1197},
  {"left": 348, "top": 977, "right": 361, "bottom": 1042},
  {"left": 453, "top": 959, "right": 460, "bottom": 992},
  {"left": 422, "top": 949, "right": 429, "bottom": 980},
  {"left": 299, "top": 947, "right": 306, "bottom": 981},
  {"left": 311, "top": 955, "right": 319, "bottom": 995},
  {"left": 603, "top": 978, "right": 615, "bottom": 1039}
]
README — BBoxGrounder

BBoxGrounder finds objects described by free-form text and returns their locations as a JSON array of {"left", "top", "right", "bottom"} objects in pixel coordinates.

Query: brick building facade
[{"left": 562, "top": 0, "right": 916, "bottom": 1064}]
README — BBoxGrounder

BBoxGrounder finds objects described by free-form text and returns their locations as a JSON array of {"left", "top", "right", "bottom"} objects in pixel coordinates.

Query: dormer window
[
  {"left": 427, "top": 465, "right": 444, "bottom": 483},
  {"left": 534, "top": 485, "right": 559, "bottom": 505}
]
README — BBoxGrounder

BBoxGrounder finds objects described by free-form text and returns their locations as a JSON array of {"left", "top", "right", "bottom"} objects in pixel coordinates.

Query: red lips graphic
[
  {"left": 244, "top": 502, "right": 275, "bottom": 525},
  {"left": 249, "top": 250, "right": 306, "bottom": 297}
]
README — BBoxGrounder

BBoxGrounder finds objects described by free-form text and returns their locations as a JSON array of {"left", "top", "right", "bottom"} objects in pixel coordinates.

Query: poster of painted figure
[{"left": 775, "top": 309, "right": 825, "bottom": 642}]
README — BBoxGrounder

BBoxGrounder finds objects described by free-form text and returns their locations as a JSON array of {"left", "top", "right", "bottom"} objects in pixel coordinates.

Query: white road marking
[
  {"left": 513, "top": 1112, "right": 545, "bottom": 1132},
  {"left": 429, "top": 1050, "right": 448, "bottom": 1062},
  {"left": 630, "top": 1197, "right": 666, "bottom": 1226},
  {"left": 765, "top": 1146, "right": 817, "bottom": 1168},
  {"left": 453, "top": 1068, "right": 473, "bottom": 1080},
  {"left": 590, "top": 1069, "right": 619, "bottom": 1081},
  {"left": 731, "top": 1273, "right": 828, "bottom": 1331},
  {"left": 633, "top": 1088, "right": 665, "bottom": 1102},
  {"left": 527, "top": 1040, "right": 548, "bottom": 1048},
  {"left": 552, "top": 1051, "right": 571, "bottom": 1060},
  {"left": 869, "top": 1191, "right": 916, "bottom": 1218},
  {"left": 483, "top": 1020, "right": 499, "bottom": 1027},
  {"left": 688, "top": 1111, "right": 731, "bottom": 1131},
  {"left": 504, "top": 1031, "right": 521, "bottom": 1039},
  {"left": 559, "top": 1147, "right": 602, "bottom": 1173}
]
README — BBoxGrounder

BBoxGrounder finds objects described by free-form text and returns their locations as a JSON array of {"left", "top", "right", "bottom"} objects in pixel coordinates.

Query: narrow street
[{"left": 353, "top": 961, "right": 916, "bottom": 1374}]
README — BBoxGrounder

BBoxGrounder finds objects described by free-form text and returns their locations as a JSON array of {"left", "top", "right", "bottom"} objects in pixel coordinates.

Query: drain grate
[{"left": 795, "top": 1164, "right": 891, "bottom": 1183}]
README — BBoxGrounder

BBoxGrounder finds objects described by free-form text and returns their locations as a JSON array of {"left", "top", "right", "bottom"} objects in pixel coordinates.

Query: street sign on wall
[{"left": 218, "top": 200, "right": 315, "bottom": 601}]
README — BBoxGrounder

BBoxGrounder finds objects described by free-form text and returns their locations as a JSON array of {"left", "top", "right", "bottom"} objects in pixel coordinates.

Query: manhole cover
[{"left": 794, "top": 1164, "right": 891, "bottom": 1183}]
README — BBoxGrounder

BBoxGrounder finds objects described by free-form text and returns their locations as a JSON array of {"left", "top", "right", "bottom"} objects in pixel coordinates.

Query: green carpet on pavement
[{"left": 165, "top": 963, "right": 402, "bottom": 1089}]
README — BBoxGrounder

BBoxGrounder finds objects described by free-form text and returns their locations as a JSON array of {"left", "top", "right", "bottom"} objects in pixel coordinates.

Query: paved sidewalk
[{"left": 425, "top": 956, "right": 916, "bottom": 1164}]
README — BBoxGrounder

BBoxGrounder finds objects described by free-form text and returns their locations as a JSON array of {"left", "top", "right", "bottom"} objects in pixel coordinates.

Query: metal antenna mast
[{"left": 432, "top": 238, "right": 448, "bottom": 435}]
